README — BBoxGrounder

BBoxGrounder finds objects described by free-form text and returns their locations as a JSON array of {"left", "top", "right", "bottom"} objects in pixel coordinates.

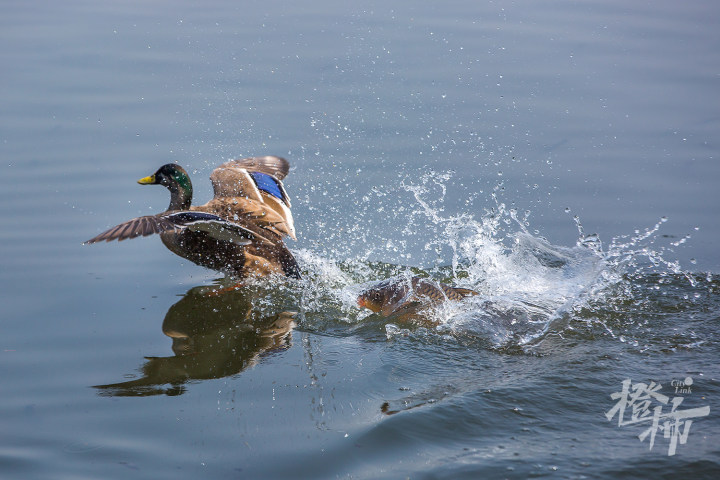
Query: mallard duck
[
  {"left": 357, "top": 276, "right": 477, "bottom": 317},
  {"left": 85, "top": 156, "right": 301, "bottom": 279}
]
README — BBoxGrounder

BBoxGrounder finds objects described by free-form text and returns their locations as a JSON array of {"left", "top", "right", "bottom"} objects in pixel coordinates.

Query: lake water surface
[{"left": 2, "top": 0, "right": 719, "bottom": 478}]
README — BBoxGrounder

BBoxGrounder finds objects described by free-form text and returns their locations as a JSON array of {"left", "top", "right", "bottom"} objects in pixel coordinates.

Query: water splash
[{"left": 288, "top": 170, "right": 708, "bottom": 352}]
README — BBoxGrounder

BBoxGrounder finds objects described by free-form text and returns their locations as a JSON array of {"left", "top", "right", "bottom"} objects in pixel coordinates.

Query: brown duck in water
[
  {"left": 357, "top": 276, "right": 478, "bottom": 318},
  {"left": 85, "top": 156, "right": 300, "bottom": 279}
]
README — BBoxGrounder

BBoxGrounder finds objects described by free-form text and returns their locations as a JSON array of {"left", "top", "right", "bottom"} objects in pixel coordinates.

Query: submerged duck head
[{"left": 138, "top": 164, "right": 193, "bottom": 210}]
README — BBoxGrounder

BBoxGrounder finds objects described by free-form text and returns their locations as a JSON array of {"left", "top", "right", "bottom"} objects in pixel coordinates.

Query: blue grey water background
[{"left": 1, "top": 0, "right": 719, "bottom": 478}]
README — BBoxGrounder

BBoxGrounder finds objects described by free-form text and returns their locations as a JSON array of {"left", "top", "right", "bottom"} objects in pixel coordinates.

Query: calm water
[{"left": 1, "top": 0, "right": 719, "bottom": 478}]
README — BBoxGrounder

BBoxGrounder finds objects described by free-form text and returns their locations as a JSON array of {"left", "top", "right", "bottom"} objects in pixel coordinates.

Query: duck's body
[
  {"left": 357, "top": 276, "right": 477, "bottom": 318},
  {"left": 86, "top": 156, "right": 300, "bottom": 279},
  {"left": 157, "top": 223, "right": 299, "bottom": 278}
]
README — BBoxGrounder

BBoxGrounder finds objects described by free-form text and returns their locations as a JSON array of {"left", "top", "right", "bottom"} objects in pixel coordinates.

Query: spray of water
[{"left": 280, "top": 170, "right": 708, "bottom": 352}]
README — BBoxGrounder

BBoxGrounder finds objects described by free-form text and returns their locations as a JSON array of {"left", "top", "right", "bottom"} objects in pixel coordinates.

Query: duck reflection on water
[{"left": 94, "top": 283, "right": 296, "bottom": 397}]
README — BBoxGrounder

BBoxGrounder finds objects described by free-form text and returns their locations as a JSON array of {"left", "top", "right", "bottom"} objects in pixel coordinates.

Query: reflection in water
[{"left": 94, "top": 284, "right": 296, "bottom": 397}]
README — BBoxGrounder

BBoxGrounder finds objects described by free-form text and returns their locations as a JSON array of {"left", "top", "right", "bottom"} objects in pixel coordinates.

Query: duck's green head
[
  {"left": 138, "top": 164, "right": 193, "bottom": 210},
  {"left": 137, "top": 164, "right": 189, "bottom": 188}
]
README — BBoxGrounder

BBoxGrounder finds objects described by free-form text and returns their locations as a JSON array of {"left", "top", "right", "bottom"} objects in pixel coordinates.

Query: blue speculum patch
[{"left": 250, "top": 172, "right": 285, "bottom": 202}]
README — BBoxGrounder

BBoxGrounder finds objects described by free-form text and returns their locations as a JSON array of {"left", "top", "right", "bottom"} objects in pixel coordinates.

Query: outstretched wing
[
  {"left": 85, "top": 211, "right": 271, "bottom": 246},
  {"left": 206, "top": 155, "right": 296, "bottom": 240},
  {"left": 84, "top": 215, "right": 177, "bottom": 243},
  {"left": 209, "top": 156, "right": 291, "bottom": 204}
]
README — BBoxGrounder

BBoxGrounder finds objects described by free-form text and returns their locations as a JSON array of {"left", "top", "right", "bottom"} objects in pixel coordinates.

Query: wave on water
[{"left": 286, "top": 171, "right": 715, "bottom": 353}]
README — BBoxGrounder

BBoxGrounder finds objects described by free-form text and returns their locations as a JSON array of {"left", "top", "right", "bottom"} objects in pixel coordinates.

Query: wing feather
[
  {"left": 164, "top": 211, "right": 273, "bottom": 245},
  {"left": 85, "top": 211, "right": 274, "bottom": 246},
  {"left": 84, "top": 215, "right": 176, "bottom": 244},
  {"left": 198, "top": 198, "right": 294, "bottom": 239},
  {"left": 220, "top": 155, "right": 290, "bottom": 180},
  {"left": 204, "top": 156, "right": 296, "bottom": 240},
  {"left": 209, "top": 165, "right": 262, "bottom": 200}
]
